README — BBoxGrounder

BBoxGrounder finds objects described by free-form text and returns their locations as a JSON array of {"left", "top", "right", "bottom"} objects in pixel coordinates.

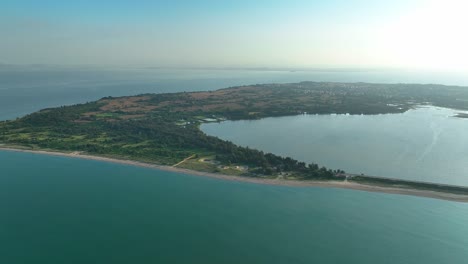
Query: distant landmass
[{"left": 2, "top": 82, "right": 468, "bottom": 201}]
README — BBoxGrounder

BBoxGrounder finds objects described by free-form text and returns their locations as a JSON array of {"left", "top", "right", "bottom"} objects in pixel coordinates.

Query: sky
[{"left": 1, "top": 0, "right": 467, "bottom": 71}]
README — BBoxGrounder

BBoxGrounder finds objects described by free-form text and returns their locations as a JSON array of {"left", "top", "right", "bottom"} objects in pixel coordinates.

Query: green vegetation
[{"left": 2, "top": 82, "right": 468, "bottom": 186}]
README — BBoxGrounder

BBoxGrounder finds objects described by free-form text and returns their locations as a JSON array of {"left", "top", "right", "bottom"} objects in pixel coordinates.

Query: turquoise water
[
  {"left": 202, "top": 106, "right": 468, "bottom": 186},
  {"left": 2, "top": 68, "right": 468, "bottom": 263},
  {"left": 1, "top": 150, "right": 468, "bottom": 264}
]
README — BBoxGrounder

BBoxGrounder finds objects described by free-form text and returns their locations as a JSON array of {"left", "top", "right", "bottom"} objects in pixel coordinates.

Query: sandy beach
[{"left": 1, "top": 146, "right": 468, "bottom": 203}]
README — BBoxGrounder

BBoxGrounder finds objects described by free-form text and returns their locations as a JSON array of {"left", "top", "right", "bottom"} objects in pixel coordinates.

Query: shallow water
[
  {"left": 202, "top": 106, "right": 468, "bottom": 186},
  {"left": 1, "top": 150, "right": 468, "bottom": 264}
]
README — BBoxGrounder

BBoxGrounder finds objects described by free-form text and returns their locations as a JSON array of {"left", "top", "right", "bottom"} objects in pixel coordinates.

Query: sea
[{"left": 1, "top": 66, "right": 468, "bottom": 263}]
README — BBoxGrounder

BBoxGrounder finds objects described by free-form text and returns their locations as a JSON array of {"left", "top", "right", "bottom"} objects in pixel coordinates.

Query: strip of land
[
  {"left": 2, "top": 147, "right": 468, "bottom": 203},
  {"left": 2, "top": 82, "right": 468, "bottom": 202}
]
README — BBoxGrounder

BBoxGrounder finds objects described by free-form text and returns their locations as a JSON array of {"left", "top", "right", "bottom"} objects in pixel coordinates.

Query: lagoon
[{"left": 202, "top": 106, "right": 468, "bottom": 186}]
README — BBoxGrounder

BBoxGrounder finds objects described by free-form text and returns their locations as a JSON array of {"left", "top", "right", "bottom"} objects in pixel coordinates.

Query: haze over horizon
[{"left": 1, "top": 0, "right": 468, "bottom": 72}]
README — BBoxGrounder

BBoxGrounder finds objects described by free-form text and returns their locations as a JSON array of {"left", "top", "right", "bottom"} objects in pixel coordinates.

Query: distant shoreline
[{"left": 2, "top": 147, "right": 468, "bottom": 203}]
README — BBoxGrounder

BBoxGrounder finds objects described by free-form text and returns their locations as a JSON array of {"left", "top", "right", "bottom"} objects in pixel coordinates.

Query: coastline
[{"left": 1, "top": 146, "right": 468, "bottom": 203}]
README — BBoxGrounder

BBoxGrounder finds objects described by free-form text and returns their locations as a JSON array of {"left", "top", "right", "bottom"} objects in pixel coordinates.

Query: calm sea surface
[
  {"left": 1, "top": 151, "right": 468, "bottom": 264},
  {"left": 2, "top": 67, "right": 468, "bottom": 263},
  {"left": 202, "top": 106, "right": 468, "bottom": 186},
  {"left": 2, "top": 66, "right": 468, "bottom": 121}
]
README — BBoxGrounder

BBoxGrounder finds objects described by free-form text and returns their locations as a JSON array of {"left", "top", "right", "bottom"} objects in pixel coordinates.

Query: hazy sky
[{"left": 1, "top": 0, "right": 467, "bottom": 71}]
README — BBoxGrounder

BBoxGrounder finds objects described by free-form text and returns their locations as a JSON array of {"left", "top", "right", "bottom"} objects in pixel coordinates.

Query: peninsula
[{"left": 2, "top": 82, "right": 468, "bottom": 201}]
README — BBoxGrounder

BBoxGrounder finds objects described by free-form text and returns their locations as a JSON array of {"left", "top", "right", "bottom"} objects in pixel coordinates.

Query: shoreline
[{"left": 1, "top": 146, "right": 468, "bottom": 203}]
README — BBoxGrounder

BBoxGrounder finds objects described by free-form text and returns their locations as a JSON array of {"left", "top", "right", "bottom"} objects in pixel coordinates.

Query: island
[{"left": 2, "top": 82, "right": 468, "bottom": 202}]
